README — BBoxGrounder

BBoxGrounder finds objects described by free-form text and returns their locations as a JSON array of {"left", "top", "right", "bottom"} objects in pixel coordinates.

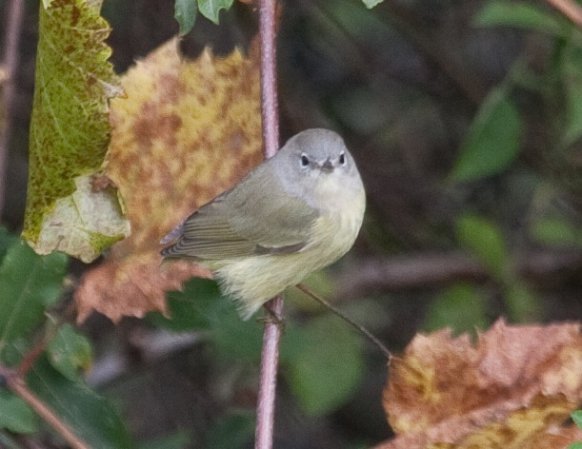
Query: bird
[{"left": 161, "top": 128, "right": 366, "bottom": 319}]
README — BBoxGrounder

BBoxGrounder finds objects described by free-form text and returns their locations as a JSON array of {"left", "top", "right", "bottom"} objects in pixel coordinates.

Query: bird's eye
[
  {"left": 300, "top": 154, "right": 310, "bottom": 167},
  {"left": 339, "top": 152, "right": 346, "bottom": 165}
]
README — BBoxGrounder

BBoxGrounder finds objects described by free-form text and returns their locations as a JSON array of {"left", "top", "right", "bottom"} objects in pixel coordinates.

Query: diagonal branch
[
  {"left": 296, "top": 283, "right": 393, "bottom": 361},
  {"left": 546, "top": 0, "right": 582, "bottom": 27},
  {"left": 0, "top": 366, "right": 91, "bottom": 449},
  {"left": 335, "top": 249, "right": 582, "bottom": 300}
]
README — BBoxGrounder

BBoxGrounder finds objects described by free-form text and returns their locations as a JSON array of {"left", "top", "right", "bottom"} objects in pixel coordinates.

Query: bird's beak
[{"left": 320, "top": 158, "right": 334, "bottom": 173}]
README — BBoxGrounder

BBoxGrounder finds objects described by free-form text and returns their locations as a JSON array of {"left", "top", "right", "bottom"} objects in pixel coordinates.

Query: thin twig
[
  {"left": 546, "top": 0, "right": 582, "bottom": 27},
  {"left": 16, "top": 338, "right": 51, "bottom": 377},
  {"left": 0, "top": 0, "right": 25, "bottom": 216},
  {"left": 0, "top": 367, "right": 91, "bottom": 449},
  {"left": 296, "top": 283, "right": 392, "bottom": 361},
  {"left": 16, "top": 325, "right": 61, "bottom": 377},
  {"left": 256, "top": 1, "right": 282, "bottom": 449}
]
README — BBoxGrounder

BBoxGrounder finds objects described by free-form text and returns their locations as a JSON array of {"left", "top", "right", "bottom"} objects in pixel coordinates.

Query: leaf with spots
[
  {"left": 75, "top": 38, "right": 263, "bottom": 322},
  {"left": 373, "top": 320, "right": 582, "bottom": 449},
  {"left": 22, "top": 0, "right": 127, "bottom": 262}
]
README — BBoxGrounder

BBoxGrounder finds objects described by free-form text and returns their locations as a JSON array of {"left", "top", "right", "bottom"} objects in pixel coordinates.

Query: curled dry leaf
[
  {"left": 75, "top": 38, "right": 263, "bottom": 322},
  {"left": 374, "top": 319, "right": 582, "bottom": 449}
]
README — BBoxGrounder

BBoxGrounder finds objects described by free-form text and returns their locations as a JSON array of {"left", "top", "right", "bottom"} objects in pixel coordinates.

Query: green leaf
[
  {"left": 362, "top": 0, "right": 384, "bottom": 8},
  {"left": 204, "top": 412, "right": 254, "bottom": 449},
  {"left": 198, "top": 0, "right": 234, "bottom": 24},
  {"left": 474, "top": 1, "right": 571, "bottom": 37},
  {"left": 153, "top": 278, "right": 262, "bottom": 361},
  {"left": 0, "top": 228, "right": 18, "bottom": 261},
  {"left": 531, "top": 217, "right": 582, "bottom": 247},
  {"left": 0, "top": 391, "right": 39, "bottom": 434},
  {"left": 139, "top": 432, "right": 191, "bottom": 449},
  {"left": 569, "top": 443, "right": 582, "bottom": 449},
  {"left": 572, "top": 410, "right": 582, "bottom": 428},
  {"left": 451, "top": 88, "right": 521, "bottom": 182},
  {"left": 0, "top": 241, "right": 67, "bottom": 349},
  {"left": 27, "top": 357, "right": 133, "bottom": 449},
  {"left": 47, "top": 324, "right": 93, "bottom": 380},
  {"left": 423, "top": 283, "right": 489, "bottom": 334},
  {"left": 175, "top": 0, "right": 197, "bottom": 35},
  {"left": 562, "top": 43, "right": 582, "bottom": 146},
  {"left": 23, "top": 0, "right": 128, "bottom": 262},
  {"left": 149, "top": 278, "right": 222, "bottom": 331},
  {"left": 212, "top": 310, "right": 263, "bottom": 362},
  {"left": 505, "top": 283, "right": 542, "bottom": 322},
  {"left": 457, "top": 214, "right": 507, "bottom": 279},
  {"left": 283, "top": 316, "right": 364, "bottom": 416}
]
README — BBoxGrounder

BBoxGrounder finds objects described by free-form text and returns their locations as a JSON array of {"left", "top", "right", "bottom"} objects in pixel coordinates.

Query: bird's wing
[{"left": 162, "top": 168, "right": 318, "bottom": 260}]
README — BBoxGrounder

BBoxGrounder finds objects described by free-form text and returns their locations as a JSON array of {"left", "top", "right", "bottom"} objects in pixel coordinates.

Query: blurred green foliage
[
  {"left": 140, "top": 432, "right": 192, "bottom": 449},
  {"left": 203, "top": 412, "right": 255, "bottom": 449},
  {"left": 457, "top": 214, "right": 508, "bottom": 280},
  {"left": 47, "top": 324, "right": 93, "bottom": 381},
  {"left": 0, "top": 230, "right": 132, "bottom": 448},
  {"left": 451, "top": 87, "right": 521, "bottom": 182},
  {"left": 0, "top": 240, "right": 68, "bottom": 350},
  {"left": 570, "top": 410, "right": 582, "bottom": 449},
  {"left": 0, "top": 391, "right": 39, "bottom": 434},
  {"left": 423, "top": 283, "right": 489, "bottom": 335}
]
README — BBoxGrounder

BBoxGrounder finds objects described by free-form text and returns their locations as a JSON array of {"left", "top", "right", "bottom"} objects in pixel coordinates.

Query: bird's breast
[{"left": 307, "top": 184, "right": 365, "bottom": 264}]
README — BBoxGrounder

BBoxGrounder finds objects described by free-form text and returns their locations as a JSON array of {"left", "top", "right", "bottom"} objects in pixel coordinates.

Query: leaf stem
[{"left": 296, "top": 283, "right": 392, "bottom": 361}]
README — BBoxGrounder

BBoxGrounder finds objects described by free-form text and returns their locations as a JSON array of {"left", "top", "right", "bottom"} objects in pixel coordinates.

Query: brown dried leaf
[
  {"left": 374, "top": 319, "right": 582, "bottom": 449},
  {"left": 75, "top": 38, "right": 262, "bottom": 322},
  {"left": 76, "top": 254, "right": 213, "bottom": 322}
]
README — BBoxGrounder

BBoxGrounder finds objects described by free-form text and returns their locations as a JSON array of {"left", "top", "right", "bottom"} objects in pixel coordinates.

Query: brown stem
[
  {"left": 546, "top": 0, "right": 582, "bottom": 27},
  {"left": 0, "top": 0, "right": 25, "bottom": 216},
  {"left": 255, "top": 1, "right": 282, "bottom": 449},
  {"left": 0, "top": 367, "right": 91, "bottom": 449},
  {"left": 16, "top": 324, "right": 61, "bottom": 377},
  {"left": 334, "top": 249, "right": 582, "bottom": 300},
  {"left": 255, "top": 297, "right": 283, "bottom": 449},
  {"left": 259, "top": 2, "right": 280, "bottom": 158},
  {"left": 16, "top": 338, "right": 50, "bottom": 377},
  {"left": 336, "top": 253, "right": 485, "bottom": 299}
]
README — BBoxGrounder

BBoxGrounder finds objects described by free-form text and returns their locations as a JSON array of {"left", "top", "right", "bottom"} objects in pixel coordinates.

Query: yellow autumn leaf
[{"left": 75, "top": 38, "right": 263, "bottom": 322}]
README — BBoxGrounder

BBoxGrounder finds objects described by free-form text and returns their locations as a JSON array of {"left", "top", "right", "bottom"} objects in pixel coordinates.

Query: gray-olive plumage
[{"left": 161, "top": 128, "right": 365, "bottom": 319}]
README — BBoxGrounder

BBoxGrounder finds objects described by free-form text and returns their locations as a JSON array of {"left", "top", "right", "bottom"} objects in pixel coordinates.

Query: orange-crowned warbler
[{"left": 161, "top": 128, "right": 365, "bottom": 319}]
